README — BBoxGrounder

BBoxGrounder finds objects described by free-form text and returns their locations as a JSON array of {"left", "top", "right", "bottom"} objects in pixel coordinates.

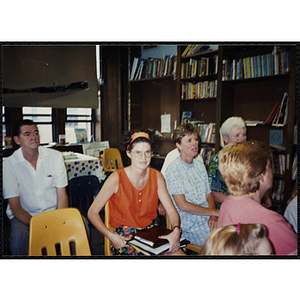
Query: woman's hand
[
  {"left": 208, "top": 216, "right": 218, "bottom": 231},
  {"left": 110, "top": 233, "right": 131, "bottom": 250},
  {"left": 159, "top": 227, "right": 181, "bottom": 254}
]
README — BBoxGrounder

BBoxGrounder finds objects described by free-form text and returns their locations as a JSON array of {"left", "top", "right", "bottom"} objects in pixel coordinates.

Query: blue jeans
[{"left": 9, "top": 217, "right": 29, "bottom": 255}]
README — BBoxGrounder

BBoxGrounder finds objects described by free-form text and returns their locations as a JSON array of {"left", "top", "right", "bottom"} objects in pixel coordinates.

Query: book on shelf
[
  {"left": 265, "top": 101, "right": 281, "bottom": 124},
  {"left": 222, "top": 47, "right": 290, "bottom": 81},
  {"left": 272, "top": 178, "right": 285, "bottom": 201},
  {"left": 264, "top": 92, "right": 289, "bottom": 126},
  {"left": 128, "top": 226, "right": 190, "bottom": 255},
  {"left": 130, "top": 55, "right": 177, "bottom": 81},
  {"left": 274, "top": 93, "right": 289, "bottom": 125},
  {"left": 181, "top": 55, "right": 218, "bottom": 79},
  {"left": 200, "top": 147, "right": 215, "bottom": 168},
  {"left": 130, "top": 57, "right": 139, "bottom": 80},
  {"left": 245, "top": 120, "right": 265, "bottom": 126},
  {"left": 269, "top": 129, "right": 283, "bottom": 145},
  {"left": 181, "top": 80, "right": 217, "bottom": 100},
  {"left": 272, "top": 153, "right": 285, "bottom": 175},
  {"left": 198, "top": 123, "right": 216, "bottom": 143}
]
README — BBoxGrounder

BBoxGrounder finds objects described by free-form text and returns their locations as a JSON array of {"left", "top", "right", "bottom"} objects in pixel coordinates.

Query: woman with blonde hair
[
  {"left": 200, "top": 223, "right": 274, "bottom": 255},
  {"left": 217, "top": 140, "right": 297, "bottom": 255}
]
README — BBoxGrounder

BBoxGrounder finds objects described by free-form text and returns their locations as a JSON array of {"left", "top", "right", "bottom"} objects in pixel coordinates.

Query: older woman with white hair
[{"left": 208, "top": 117, "right": 247, "bottom": 205}]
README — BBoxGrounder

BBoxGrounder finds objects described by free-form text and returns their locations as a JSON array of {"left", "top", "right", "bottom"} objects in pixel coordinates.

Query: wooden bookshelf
[
  {"left": 128, "top": 46, "right": 180, "bottom": 157},
  {"left": 127, "top": 44, "right": 297, "bottom": 205},
  {"left": 217, "top": 44, "right": 297, "bottom": 204}
]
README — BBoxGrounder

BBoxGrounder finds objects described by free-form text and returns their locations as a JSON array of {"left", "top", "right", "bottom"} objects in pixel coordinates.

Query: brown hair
[
  {"left": 172, "top": 123, "right": 200, "bottom": 145},
  {"left": 199, "top": 223, "right": 273, "bottom": 255},
  {"left": 218, "top": 140, "right": 272, "bottom": 195}
]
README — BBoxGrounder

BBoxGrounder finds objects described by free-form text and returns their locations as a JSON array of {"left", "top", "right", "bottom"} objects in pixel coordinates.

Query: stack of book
[
  {"left": 128, "top": 226, "right": 189, "bottom": 255},
  {"left": 130, "top": 55, "right": 177, "bottom": 81}
]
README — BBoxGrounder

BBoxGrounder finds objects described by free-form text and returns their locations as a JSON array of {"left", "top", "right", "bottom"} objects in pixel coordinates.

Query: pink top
[{"left": 218, "top": 197, "right": 297, "bottom": 255}]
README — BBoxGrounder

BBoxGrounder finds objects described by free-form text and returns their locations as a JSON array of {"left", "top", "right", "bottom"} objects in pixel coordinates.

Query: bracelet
[{"left": 173, "top": 225, "right": 181, "bottom": 232}]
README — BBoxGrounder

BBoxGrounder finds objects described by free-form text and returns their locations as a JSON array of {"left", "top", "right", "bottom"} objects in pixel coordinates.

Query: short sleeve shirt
[
  {"left": 165, "top": 157, "right": 211, "bottom": 246},
  {"left": 3, "top": 146, "right": 68, "bottom": 219}
]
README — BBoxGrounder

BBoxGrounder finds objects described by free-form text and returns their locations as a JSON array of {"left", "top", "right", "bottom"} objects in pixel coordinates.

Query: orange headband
[{"left": 127, "top": 132, "right": 150, "bottom": 149}]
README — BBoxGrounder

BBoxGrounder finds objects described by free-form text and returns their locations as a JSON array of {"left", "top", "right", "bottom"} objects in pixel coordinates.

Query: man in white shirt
[{"left": 3, "top": 120, "right": 68, "bottom": 255}]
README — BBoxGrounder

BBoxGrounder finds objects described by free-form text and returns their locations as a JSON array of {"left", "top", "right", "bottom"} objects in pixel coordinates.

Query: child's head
[{"left": 200, "top": 223, "right": 274, "bottom": 255}]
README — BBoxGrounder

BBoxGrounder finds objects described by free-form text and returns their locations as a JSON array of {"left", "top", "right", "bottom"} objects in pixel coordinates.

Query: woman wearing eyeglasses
[
  {"left": 88, "top": 130, "right": 184, "bottom": 256},
  {"left": 164, "top": 123, "right": 219, "bottom": 246}
]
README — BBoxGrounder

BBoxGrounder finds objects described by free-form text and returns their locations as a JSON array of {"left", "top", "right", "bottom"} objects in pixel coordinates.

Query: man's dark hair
[{"left": 13, "top": 119, "right": 38, "bottom": 137}]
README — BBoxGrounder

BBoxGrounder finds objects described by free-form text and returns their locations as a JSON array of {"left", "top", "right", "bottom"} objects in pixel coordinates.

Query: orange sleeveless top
[{"left": 109, "top": 167, "right": 158, "bottom": 228}]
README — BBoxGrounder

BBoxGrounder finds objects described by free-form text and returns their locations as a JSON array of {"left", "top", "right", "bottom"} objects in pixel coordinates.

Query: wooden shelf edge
[
  {"left": 130, "top": 74, "right": 176, "bottom": 83},
  {"left": 181, "top": 97, "right": 217, "bottom": 101},
  {"left": 222, "top": 74, "right": 289, "bottom": 84}
]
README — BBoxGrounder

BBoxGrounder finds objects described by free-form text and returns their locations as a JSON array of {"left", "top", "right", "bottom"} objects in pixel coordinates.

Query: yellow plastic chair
[
  {"left": 102, "top": 148, "right": 123, "bottom": 172},
  {"left": 28, "top": 208, "right": 91, "bottom": 256},
  {"left": 166, "top": 213, "right": 202, "bottom": 254},
  {"left": 104, "top": 201, "right": 114, "bottom": 256}
]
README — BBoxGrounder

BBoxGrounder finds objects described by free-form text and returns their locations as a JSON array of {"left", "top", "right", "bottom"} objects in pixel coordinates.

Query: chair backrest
[
  {"left": 104, "top": 201, "right": 114, "bottom": 256},
  {"left": 102, "top": 148, "right": 123, "bottom": 172},
  {"left": 68, "top": 175, "right": 101, "bottom": 218},
  {"left": 28, "top": 208, "right": 91, "bottom": 256}
]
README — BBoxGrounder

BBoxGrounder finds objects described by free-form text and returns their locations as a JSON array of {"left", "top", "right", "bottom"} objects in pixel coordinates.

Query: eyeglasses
[{"left": 131, "top": 150, "right": 153, "bottom": 158}]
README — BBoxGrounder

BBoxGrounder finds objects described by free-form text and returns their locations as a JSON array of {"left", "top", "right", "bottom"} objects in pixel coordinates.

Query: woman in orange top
[{"left": 88, "top": 130, "right": 184, "bottom": 256}]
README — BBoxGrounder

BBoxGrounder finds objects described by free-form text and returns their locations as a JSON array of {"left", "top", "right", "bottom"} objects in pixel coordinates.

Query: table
[{"left": 63, "top": 153, "right": 106, "bottom": 183}]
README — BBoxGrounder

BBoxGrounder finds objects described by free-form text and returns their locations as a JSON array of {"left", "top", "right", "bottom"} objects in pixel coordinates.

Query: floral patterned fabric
[
  {"left": 110, "top": 221, "right": 158, "bottom": 256},
  {"left": 207, "top": 153, "right": 229, "bottom": 209},
  {"left": 165, "top": 157, "right": 211, "bottom": 246}
]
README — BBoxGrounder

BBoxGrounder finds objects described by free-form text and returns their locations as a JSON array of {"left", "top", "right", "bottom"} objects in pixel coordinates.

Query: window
[
  {"left": 22, "top": 107, "right": 53, "bottom": 144},
  {"left": 65, "top": 108, "right": 93, "bottom": 143}
]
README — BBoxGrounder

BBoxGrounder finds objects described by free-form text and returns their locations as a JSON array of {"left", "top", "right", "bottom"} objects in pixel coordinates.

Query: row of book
[
  {"left": 198, "top": 123, "right": 216, "bottom": 144},
  {"left": 181, "top": 55, "right": 218, "bottom": 79},
  {"left": 130, "top": 55, "right": 177, "bottom": 81},
  {"left": 181, "top": 80, "right": 217, "bottom": 100},
  {"left": 222, "top": 48, "right": 290, "bottom": 81},
  {"left": 265, "top": 92, "right": 289, "bottom": 125},
  {"left": 182, "top": 45, "right": 218, "bottom": 57},
  {"left": 271, "top": 179, "right": 285, "bottom": 202},
  {"left": 272, "top": 153, "right": 285, "bottom": 176}
]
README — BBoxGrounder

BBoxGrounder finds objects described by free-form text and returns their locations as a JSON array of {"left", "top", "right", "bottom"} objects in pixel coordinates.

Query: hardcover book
[{"left": 128, "top": 226, "right": 190, "bottom": 255}]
